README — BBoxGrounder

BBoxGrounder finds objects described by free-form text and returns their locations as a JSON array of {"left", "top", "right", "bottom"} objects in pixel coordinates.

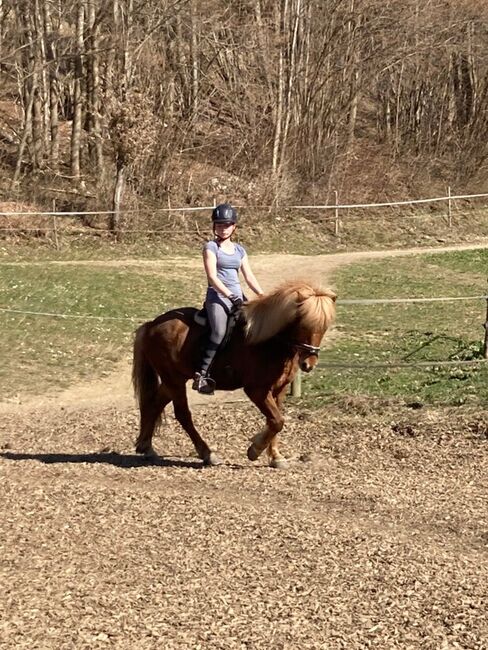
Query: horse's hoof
[
  {"left": 270, "top": 457, "right": 289, "bottom": 470},
  {"left": 247, "top": 445, "right": 260, "bottom": 461},
  {"left": 203, "top": 451, "right": 223, "bottom": 467},
  {"left": 137, "top": 446, "right": 158, "bottom": 458}
]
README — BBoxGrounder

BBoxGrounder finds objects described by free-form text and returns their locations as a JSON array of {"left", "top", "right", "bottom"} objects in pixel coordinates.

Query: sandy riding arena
[{"left": 1, "top": 246, "right": 488, "bottom": 649}]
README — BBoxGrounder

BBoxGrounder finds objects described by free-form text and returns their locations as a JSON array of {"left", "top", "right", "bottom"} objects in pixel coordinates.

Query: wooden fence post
[
  {"left": 334, "top": 190, "right": 340, "bottom": 237},
  {"left": 291, "top": 369, "right": 302, "bottom": 397},
  {"left": 447, "top": 186, "right": 452, "bottom": 227},
  {"left": 52, "top": 199, "right": 59, "bottom": 250},
  {"left": 483, "top": 287, "right": 488, "bottom": 359}
]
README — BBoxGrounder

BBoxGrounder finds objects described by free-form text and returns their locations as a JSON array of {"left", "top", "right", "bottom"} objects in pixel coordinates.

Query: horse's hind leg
[
  {"left": 172, "top": 386, "right": 222, "bottom": 466},
  {"left": 135, "top": 385, "right": 171, "bottom": 456}
]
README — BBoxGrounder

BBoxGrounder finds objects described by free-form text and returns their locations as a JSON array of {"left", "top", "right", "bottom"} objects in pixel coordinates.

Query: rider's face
[{"left": 214, "top": 222, "right": 236, "bottom": 239}]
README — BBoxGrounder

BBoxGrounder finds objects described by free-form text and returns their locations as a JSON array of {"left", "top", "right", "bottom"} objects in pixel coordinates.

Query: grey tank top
[{"left": 204, "top": 240, "right": 246, "bottom": 300}]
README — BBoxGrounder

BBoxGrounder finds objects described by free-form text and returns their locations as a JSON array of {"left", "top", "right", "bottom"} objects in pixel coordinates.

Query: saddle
[{"left": 193, "top": 304, "right": 241, "bottom": 349}]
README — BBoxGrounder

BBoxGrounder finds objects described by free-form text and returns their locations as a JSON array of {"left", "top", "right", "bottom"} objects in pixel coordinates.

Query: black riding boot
[{"left": 192, "top": 340, "right": 219, "bottom": 395}]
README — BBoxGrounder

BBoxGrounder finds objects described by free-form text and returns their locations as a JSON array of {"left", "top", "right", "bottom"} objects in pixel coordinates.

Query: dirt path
[
  {"left": 1, "top": 240, "right": 487, "bottom": 416},
  {"left": 2, "top": 244, "right": 488, "bottom": 650}
]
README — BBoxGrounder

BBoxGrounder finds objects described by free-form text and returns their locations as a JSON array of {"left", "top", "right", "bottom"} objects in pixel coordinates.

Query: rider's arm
[
  {"left": 240, "top": 255, "right": 264, "bottom": 296},
  {"left": 203, "top": 248, "right": 234, "bottom": 299}
]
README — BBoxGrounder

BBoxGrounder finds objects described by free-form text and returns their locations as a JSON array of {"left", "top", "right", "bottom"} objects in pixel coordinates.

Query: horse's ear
[
  {"left": 323, "top": 288, "right": 337, "bottom": 302},
  {"left": 296, "top": 288, "right": 313, "bottom": 303}
]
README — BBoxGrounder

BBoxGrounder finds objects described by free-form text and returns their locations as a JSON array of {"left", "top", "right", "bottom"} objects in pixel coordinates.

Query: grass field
[
  {"left": 305, "top": 249, "right": 488, "bottom": 406},
  {"left": 0, "top": 259, "right": 205, "bottom": 396},
  {"left": 1, "top": 247, "right": 487, "bottom": 404}
]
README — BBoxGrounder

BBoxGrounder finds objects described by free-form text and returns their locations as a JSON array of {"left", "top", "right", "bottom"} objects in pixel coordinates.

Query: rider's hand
[{"left": 228, "top": 294, "right": 243, "bottom": 311}]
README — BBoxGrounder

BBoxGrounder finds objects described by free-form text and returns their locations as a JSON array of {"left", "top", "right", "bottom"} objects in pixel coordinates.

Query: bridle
[
  {"left": 289, "top": 341, "right": 321, "bottom": 357},
  {"left": 276, "top": 333, "right": 321, "bottom": 357}
]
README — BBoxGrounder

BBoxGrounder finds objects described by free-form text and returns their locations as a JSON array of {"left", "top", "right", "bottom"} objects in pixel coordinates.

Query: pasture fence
[
  {"left": 485, "top": 295, "right": 488, "bottom": 360},
  {"left": 289, "top": 290, "right": 488, "bottom": 397},
  {"left": 2, "top": 191, "right": 487, "bottom": 396},
  {"left": 2, "top": 291, "right": 487, "bottom": 399},
  {"left": 1, "top": 189, "right": 488, "bottom": 242}
]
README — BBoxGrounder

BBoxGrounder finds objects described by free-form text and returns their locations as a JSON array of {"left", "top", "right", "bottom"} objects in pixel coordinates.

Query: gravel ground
[{"left": 1, "top": 400, "right": 487, "bottom": 649}]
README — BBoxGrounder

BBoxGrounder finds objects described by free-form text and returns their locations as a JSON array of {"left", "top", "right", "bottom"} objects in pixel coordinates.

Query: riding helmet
[{"left": 212, "top": 203, "right": 238, "bottom": 225}]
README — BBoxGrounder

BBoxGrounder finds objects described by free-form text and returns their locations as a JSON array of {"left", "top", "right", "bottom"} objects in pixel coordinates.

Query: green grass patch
[
  {"left": 0, "top": 237, "right": 198, "bottom": 262},
  {"left": 304, "top": 250, "right": 488, "bottom": 407},
  {"left": 1, "top": 247, "right": 488, "bottom": 405},
  {"left": 0, "top": 262, "right": 205, "bottom": 397}
]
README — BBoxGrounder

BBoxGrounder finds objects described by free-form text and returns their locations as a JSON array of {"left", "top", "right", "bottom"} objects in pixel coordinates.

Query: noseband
[
  {"left": 291, "top": 341, "right": 321, "bottom": 356},
  {"left": 277, "top": 335, "right": 321, "bottom": 357}
]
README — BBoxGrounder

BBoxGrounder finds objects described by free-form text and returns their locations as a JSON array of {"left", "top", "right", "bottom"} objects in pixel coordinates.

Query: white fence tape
[
  {"left": 288, "top": 192, "right": 488, "bottom": 210},
  {"left": 340, "top": 295, "right": 488, "bottom": 305},
  {"left": 0, "top": 307, "right": 139, "bottom": 321},
  {"left": 1, "top": 293, "right": 486, "bottom": 321},
  {"left": 0, "top": 206, "right": 214, "bottom": 217},
  {"left": 2, "top": 306, "right": 484, "bottom": 371},
  {"left": 317, "top": 359, "right": 487, "bottom": 369},
  {"left": 2, "top": 291, "right": 487, "bottom": 371},
  {"left": 1, "top": 191, "right": 487, "bottom": 217}
]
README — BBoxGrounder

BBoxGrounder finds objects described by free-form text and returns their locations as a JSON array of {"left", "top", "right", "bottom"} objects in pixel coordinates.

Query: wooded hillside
[{"left": 1, "top": 0, "right": 487, "bottom": 219}]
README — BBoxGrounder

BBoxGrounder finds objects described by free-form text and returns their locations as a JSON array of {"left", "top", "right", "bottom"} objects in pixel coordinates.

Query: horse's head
[
  {"left": 291, "top": 334, "right": 323, "bottom": 373},
  {"left": 290, "top": 285, "right": 336, "bottom": 372}
]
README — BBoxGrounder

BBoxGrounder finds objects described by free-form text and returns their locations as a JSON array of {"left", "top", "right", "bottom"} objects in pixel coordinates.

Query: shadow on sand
[{"left": 0, "top": 450, "right": 204, "bottom": 470}]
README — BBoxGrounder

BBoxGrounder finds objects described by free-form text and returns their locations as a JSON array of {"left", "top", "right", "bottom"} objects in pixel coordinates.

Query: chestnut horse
[{"left": 132, "top": 280, "right": 336, "bottom": 469}]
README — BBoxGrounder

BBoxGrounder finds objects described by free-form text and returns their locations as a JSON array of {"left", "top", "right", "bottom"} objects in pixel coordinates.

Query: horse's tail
[{"left": 132, "top": 322, "right": 159, "bottom": 408}]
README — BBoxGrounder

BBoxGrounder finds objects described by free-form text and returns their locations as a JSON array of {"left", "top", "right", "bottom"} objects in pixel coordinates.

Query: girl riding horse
[{"left": 192, "top": 203, "right": 264, "bottom": 394}]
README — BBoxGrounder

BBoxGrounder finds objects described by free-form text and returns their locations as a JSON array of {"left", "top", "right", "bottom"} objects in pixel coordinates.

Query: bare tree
[
  {"left": 3, "top": 0, "right": 488, "bottom": 207},
  {"left": 70, "top": 1, "right": 84, "bottom": 180}
]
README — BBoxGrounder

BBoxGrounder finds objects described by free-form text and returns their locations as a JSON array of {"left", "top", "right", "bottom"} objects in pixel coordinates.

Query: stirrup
[{"left": 192, "top": 372, "right": 216, "bottom": 395}]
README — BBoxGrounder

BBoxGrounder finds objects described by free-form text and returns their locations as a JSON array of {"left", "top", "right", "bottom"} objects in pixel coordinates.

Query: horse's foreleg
[
  {"left": 245, "top": 388, "right": 286, "bottom": 468},
  {"left": 173, "top": 388, "right": 222, "bottom": 466},
  {"left": 135, "top": 385, "right": 171, "bottom": 457},
  {"left": 266, "top": 386, "right": 289, "bottom": 469}
]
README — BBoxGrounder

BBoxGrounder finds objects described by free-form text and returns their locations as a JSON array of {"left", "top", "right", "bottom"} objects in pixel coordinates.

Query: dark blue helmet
[{"left": 212, "top": 203, "right": 238, "bottom": 225}]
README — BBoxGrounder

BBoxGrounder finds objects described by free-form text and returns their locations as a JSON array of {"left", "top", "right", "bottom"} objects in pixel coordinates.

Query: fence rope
[
  {"left": 2, "top": 299, "right": 487, "bottom": 370},
  {"left": 1, "top": 208, "right": 484, "bottom": 234},
  {"left": 340, "top": 295, "right": 488, "bottom": 304},
  {"left": 0, "top": 227, "right": 186, "bottom": 234},
  {"left": 1, "top": 190, "right": 487, "bottom": 217},
  {"left": 316, "top": 359, "right": 487, "bottom": 369},
  {"left": 0, "top": 307, "right": 140, "bottom": 321},
  {"left": 1, "top": 292, "right": 486, "bottom": 321},
  {"left": 288, "top": 192, "right": 488, "bottom": 210},
  {"left": 2, "top": 306, "right": 484, "bottom": 371},
  {"left": 0, "top": 206, "right": 213, "bottom": 217}
]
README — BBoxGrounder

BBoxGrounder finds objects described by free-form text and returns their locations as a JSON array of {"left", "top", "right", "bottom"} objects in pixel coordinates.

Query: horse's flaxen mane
[{"left": 243, "top": 280, "right": 336, "bottom": 344}]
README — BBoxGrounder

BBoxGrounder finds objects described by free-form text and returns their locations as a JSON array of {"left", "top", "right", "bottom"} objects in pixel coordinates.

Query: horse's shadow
[{"left": 0, "top": 450, "right": 204, "bottom": 470}]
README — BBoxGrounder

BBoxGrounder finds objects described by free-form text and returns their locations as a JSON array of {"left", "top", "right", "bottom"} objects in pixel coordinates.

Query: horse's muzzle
[{"left": 300, "top": 359, "right": 317, "bottom": 373}]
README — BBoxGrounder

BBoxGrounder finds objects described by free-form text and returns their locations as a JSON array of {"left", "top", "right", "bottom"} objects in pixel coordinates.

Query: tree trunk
[
  {"left": 111, "top": 161, "right": 125, "bottom": 239},
  {"left": 272, "top": 1, "right": 286, "bottom": 180},
  {"left": 71, "top": 2, "right": 85, "bottom": 179},
  {"left": 189, "top": 0, "right": 199, "bottom": 117},
  {"left": 85, "top": 0, "right": 104, "bottom": 177},
  {"left": 280, "top": 0, "right": 301, "bottom": 173},
  {"left": 43, "top": 0, "right": 59, "bottom": 168},
  {"left": 123, "top": 0, "right": 134, "bottom": 95},
  {"left": 12, "top": 86, "right": 35, "bottom": 185}
]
